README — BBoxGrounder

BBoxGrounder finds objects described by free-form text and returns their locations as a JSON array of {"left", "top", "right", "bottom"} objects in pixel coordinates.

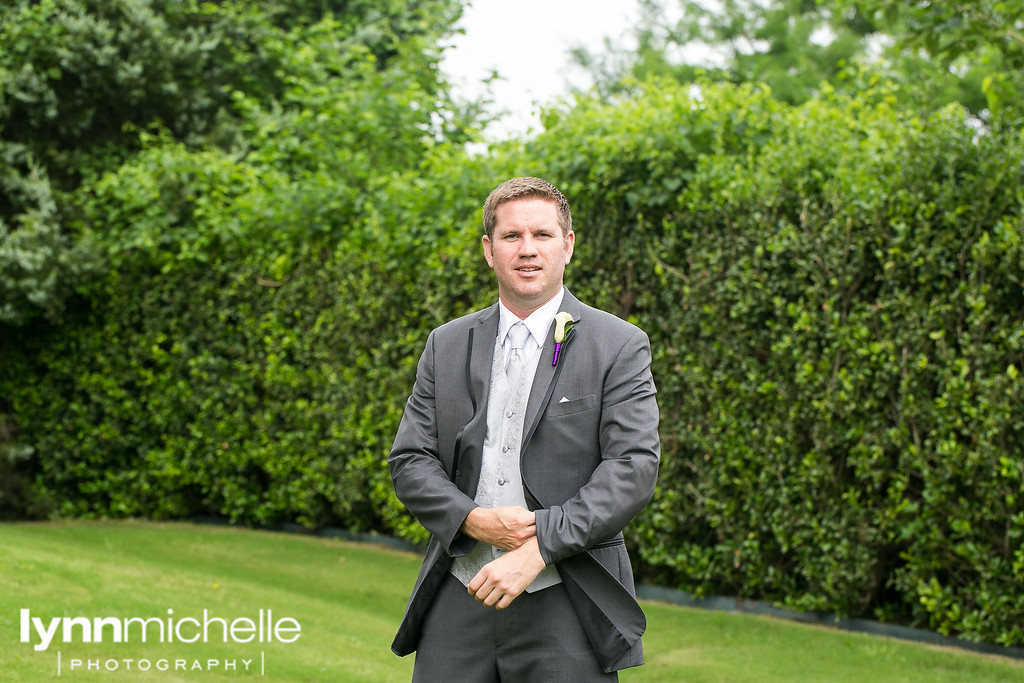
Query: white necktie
[{"left": 506, "top": 322, "right": 531, "bottom": 387}]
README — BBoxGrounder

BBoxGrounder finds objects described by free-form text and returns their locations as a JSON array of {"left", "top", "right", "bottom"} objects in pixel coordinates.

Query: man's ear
[{"left": 482, "top": 235, "right": 494, "bottom": 268}]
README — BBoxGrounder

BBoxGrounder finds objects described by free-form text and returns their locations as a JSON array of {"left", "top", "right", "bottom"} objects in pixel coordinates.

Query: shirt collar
[{"left": 498, "top": 287, "right": 566, "bottom": 347}]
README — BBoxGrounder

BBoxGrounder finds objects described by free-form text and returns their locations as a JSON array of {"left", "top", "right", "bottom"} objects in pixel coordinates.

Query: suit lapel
[
  {"left": 468, "top": 305, "right": 499, "bottom": 407},
  {"left": 522, "top": 290, "right": 583, "bottom": 455},
  {"left": 455, "top": 304, "right": 499, "bottom": 495}
]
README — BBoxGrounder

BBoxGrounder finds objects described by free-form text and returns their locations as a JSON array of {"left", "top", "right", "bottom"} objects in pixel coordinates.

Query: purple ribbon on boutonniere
[{"left": 551, "top": 312, "right": 576, "bottom": 366}]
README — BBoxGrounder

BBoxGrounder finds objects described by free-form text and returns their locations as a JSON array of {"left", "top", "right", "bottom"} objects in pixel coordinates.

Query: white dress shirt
[{"left": 497, "top": 287, "right": 566, "bottom": 366}]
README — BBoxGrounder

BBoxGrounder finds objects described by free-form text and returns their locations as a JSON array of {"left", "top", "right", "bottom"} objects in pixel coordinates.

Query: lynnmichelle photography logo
[{"left": 19, "top": 607, "right": 301, "bottom": 676}]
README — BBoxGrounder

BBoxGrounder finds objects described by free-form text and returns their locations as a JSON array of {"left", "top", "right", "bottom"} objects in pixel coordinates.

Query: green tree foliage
[
  {"left": 0, "top": 139, "right": 99, "bottom": 325},
  {"left": 0, "top": 0, "right": 461, "bottom": 326},
  {"left": 0, "top": 0, "right": 458, "bottom": 179},
  {"left": 848, "top": 0, "right": 1024, "bottom": 123},
  {"left": 572, "top": 0, "right": 1019, "bottom": 123},
  {"left": 574, "top": 0, "right": 873, "bottom": 106},
  {"left": 858, "top": 0, "right": 1024, "bottom": 67}
]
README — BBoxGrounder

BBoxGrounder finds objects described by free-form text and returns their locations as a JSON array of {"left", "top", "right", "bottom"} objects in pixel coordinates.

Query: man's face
[{"left": 482, "top": 197, "right": 575, "bottom": 318}]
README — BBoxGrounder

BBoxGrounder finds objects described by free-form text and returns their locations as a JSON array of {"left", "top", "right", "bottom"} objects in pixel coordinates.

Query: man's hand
[
  {"left": 460, "top": 506, "right": 536, "bottom": 551},
  {"left": 467, "top": 537, "right": 547, "bottom": 609}
]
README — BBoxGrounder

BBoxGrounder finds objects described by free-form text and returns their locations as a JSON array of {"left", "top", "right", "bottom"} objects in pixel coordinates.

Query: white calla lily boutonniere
[{"left": 551, "top": 311, "right": 576, "bottom": 366}]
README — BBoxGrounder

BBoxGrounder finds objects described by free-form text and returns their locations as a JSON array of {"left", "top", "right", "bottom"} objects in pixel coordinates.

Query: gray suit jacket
[{"left": 388, "top": 288, "right": 661, "bottom": 673}]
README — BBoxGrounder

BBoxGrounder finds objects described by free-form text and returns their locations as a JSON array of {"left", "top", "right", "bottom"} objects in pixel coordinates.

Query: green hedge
[
  {"left": 529, "top": 82, "right": 1024, "bottom": 644},
  {"left": 3, "top": 79, "right": 1023, "bottom": 647}
]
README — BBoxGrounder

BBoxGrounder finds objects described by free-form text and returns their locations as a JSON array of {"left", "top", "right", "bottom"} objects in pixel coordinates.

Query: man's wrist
[
  {"left": 516, "top": 537, "right": 547, "bottom": 574},
  {"left": 531, "top": 508, "right": 554, "bottom": 564},
  {"left": 460, "top": 506, "right": 483, "bottom": 539}
]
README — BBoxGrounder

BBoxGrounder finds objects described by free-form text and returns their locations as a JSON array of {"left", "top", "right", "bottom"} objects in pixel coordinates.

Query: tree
[
  {"left": 0, "top": 140, "right": 99, "bottom": 326},
  {"left": 846, "top": 0, "right": 1024, "bottom": 123},
  {"left": 572, "top": 0, "right": 1021, "bottom": 122},
  {"left": 0, "top": 0, "right": 463, "bottom": 327},
  {"left": 574, "top": 0, "right": 874, "bottom": 105}
]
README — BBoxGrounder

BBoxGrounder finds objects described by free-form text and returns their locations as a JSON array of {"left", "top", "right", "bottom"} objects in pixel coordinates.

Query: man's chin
[
  {"left": 514, "top": 287, "right": 543, "bottom": 300},
  {"left": 508, "top": 286, "right": 561, "bottom": 308}
]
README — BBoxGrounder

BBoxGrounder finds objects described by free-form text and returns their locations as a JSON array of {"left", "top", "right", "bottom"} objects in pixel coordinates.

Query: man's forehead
[{"left": 493, "top": 198, "right": 560, "bottom": 227}]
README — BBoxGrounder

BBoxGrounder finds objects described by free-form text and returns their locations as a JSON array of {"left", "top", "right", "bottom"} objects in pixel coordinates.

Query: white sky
[{"left": 440, "top": 1, "right": 641, "bottom": 139}]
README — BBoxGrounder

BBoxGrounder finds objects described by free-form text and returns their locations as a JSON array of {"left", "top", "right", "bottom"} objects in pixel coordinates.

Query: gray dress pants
[{"left": 411, "top": 572, "right": 617, "bottom": 682}]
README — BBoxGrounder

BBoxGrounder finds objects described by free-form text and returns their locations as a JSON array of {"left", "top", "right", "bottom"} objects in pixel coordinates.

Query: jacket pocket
[
  {"left": 546, "top": 393, "right": 598, "bottom": 416},
  {"left": 591, "top": 536, "right": 626, "bottom": 550}
]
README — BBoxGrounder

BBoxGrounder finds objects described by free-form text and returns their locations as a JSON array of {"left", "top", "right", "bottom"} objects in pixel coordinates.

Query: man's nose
[{"left": 518, "top": 234, "right": 538, "bottom": 255}]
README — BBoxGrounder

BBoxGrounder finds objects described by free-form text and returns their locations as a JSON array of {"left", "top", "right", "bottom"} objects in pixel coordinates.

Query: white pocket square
[{"left": 559, "top": 396, "right": 570, "bottom": 403}]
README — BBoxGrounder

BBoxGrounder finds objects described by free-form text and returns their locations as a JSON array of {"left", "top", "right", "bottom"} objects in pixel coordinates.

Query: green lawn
[{"left": 1, "top": 521, "right": 1021, "bottom": 682}]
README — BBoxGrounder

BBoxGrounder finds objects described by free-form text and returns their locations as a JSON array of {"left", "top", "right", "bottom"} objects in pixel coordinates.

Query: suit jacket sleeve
[
  {"left": 388, "top": 329, "right": 478, "bottom": 556},
  {"left": 533, "top": 327, "right": 661, "bottom": 565}
]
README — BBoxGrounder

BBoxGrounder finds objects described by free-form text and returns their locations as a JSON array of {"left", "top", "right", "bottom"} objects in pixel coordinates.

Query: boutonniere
[{"left": 551, "top": 312, "right": 576, "bottom": 366}]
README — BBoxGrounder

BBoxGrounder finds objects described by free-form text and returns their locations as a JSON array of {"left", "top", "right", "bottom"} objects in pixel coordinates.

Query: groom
[{"left": 388, "top": 176, "right": 661, "bottom": 680}]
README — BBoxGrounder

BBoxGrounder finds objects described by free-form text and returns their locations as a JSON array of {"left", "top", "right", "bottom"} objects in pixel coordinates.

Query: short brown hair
[{"left": 482, "top": 177, "right": 572, "bottom": 239}]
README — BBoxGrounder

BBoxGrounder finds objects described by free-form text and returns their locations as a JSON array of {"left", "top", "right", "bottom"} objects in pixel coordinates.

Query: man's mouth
[{"left": 516, "top": 266, "right": 540, "bottom": 273}]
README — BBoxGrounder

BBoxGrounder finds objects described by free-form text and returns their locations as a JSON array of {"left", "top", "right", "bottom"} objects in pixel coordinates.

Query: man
[{"left": 388, "top": 176, "right": 660, "bottom": 681}]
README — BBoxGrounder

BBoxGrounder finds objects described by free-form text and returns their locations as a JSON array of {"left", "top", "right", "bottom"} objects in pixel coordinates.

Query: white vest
[{"left": 450, "top": 333, "right": 562, "bottom": 591}]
